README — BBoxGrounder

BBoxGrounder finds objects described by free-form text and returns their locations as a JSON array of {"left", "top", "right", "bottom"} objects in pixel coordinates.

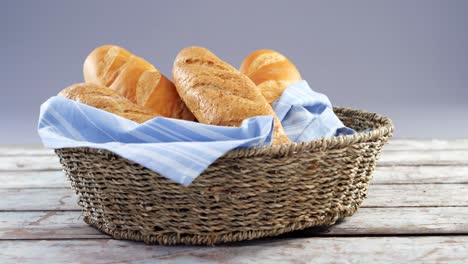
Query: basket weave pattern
[{"left": 55, "top": 107, "right": 393, "bottom": 245}]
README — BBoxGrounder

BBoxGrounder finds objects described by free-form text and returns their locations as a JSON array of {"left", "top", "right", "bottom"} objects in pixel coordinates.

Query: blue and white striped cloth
[
  {"left": 274, "top": 81, "right": 355, "bottom": 142},
  {"left": 38, "top": 80, "right": 354, "bottom": 186}
]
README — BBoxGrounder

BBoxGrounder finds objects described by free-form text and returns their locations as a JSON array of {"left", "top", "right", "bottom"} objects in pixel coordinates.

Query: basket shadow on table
[{"left": 215, "top": 222, "right": 341, "bottom": 247}]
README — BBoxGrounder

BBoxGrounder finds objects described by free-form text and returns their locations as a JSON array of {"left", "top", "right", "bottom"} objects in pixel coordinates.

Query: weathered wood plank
[
  {"left": 1, "top": 184, "right": 467, "bottom": 211},
  {"left": 0, "top": 147, "right": 54, "bottom": 156},
  {"left": 1, "top": 139, "right": 467, "bottom": 156},
  {"left": 0, "top": 211, "right": 106, "bottom": 239},
  {"left": 378, "top": 150, "right": 468, "bottom": 166},
  {"left": 0, "top": 171, "right": 68, "bottom": 188},
  {"left": 1, "top": 165, "right": 465, "bottom": 189},
  {"left": 385, "top": 139, "right": 468, "bottom": 151},
  {"left": 1, "top": 207, "right": 467, "bottom": 240},
  {"left": 2, "top": 145, "right": 468, "bottom": 171},
  {"left": 373, "top": 165, "right": 468, "bottom": 184},
  {"left": 0, "top": 237, "right": 467, "bottom": 263},
  {"left": 364, "top": 184, "right": 468, "bottom": 207},
  {"left": 1, "top": 150, "right": 468, "bottom": 172},
  {"left": 0, "top": 239, "right": 191, "bottom": 263},
  {"left": 0, "top": 156, "right": 61, "bottom": 171},
  {"left": 328, "top": 207, "right": 468, "bottom": 235},
  {"left": 0, "top": 189, "right": 79, "bottom": 211}
]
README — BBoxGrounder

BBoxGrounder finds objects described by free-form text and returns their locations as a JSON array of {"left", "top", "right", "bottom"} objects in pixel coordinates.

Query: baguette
[
  {"left": 172, "top": 47, "right": 290, "bottom": 145},
  {"left": 83, "top": 45, "right": 196, "bottom": 121},
  {"left": 240, "top": 49, "right": 301, "bottom": 104},
  {"left": 58, "top": 83, "right": 160, "bottom": 123}
]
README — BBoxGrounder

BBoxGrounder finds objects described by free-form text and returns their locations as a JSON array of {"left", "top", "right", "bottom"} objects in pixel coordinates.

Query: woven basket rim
[
  {"left": 221, "top": 106, "right": 394, "bottom": 158},
  {"left": 57, "top": 106, "right": 393, "bottom": 159}
]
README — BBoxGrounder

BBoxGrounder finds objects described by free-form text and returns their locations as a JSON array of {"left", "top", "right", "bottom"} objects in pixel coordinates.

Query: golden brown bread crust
[
  {"left": 58, "top": 83, "right": 160, "bottom": 123},
  {"left": 83, "top": 45, "right": 196, "bottom": 121},
  {"left": 172, "top": 47, "right": 290, "bottom": 145},
  {"left": 240, "top": 49, "right": 302, "bottom": 104}
]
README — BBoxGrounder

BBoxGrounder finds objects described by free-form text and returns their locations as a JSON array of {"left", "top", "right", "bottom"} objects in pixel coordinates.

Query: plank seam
[{"left": 1, "top": 234, "right": 468, "bottom": 242}]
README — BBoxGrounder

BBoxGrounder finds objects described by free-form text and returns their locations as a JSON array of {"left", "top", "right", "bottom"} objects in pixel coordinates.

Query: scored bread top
[
  {"left": 58, "top": 83, "right": 160, "bottom": 124},
  {"left": 173, "top": 46, "right": 290, "bottom": 145},
  {"left": 83, "top": 45, "right": 196, "bottom": 121}
]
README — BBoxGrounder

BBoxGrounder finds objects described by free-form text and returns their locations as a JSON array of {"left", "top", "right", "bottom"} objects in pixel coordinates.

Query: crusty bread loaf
[
  {"left": 58, "top": 83, "right": 160, "bottom": 123},
  {"left": 172, "top": 47, "right": 290, "bottom": 145},
  {"left": 240, "top": 49, "right": 302, "bottom": 104},
  {"left": 83, "top": 45, "right": 196, "bottom": 121}
]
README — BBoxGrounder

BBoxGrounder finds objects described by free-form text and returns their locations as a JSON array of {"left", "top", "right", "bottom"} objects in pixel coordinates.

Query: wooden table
[{"left": 1, "top": 139, "right": 467, "bottom": 263}]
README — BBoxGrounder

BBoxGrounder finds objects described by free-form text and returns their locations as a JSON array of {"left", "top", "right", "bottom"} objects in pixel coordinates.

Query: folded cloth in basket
[{"left": 38, "top": 80, "right": 354, "bottom": 186}]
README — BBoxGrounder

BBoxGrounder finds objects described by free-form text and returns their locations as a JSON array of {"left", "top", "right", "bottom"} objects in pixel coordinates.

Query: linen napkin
[
  {"left": 274, "top": 80, "right": 355, "bottom": 142},
  {"left": 38, "top": 80, "right": 354, "bottom": 186}
]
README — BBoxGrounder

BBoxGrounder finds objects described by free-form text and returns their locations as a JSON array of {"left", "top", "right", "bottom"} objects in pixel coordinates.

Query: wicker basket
[{"left": 55, "top": 107, "right": 393, "bottom": 245}]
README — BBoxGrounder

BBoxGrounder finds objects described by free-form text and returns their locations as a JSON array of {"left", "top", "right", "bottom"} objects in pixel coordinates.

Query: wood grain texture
[
  {"left": 0, "top": 147, "right": 54, "bottom": 156},
  {"left": 1, "top": 139, "right": 466, "bottom": 156},
  {"left": 328, "top": 207, "right": 468, "bottom": 235},
  {"left": 1, "top": 207, "right": 467, "bottom": 240},
  {"left": 0, "top": 237, "right": 467, "bottom": 263},
  {"left": 378, "top": 150, "right": 468, "bottom": 166},
  {"left": 364, "top": 184, "right": 468, "bottom": 207},
  {"left": 1, "top": 143, "right": 468, "bottom": 172},
  {"left": 373, "top": 165, "right": 468, "bottom": 184},
  {"left": 0, "top": 171, "right": 68, "bottom": 188},
  {"left": 384, "top": 139, "right": 468, "bottom": 151},
  {"left": 0, "top": 156, "right": 61, "bottom": 171},
  {"left": 0, "top": 211, "right": 107, "bottom": 239},
  {"left": 1, "top": 184, "right": 467, "bottom": 211},
  {"left": 1, "top": 150, "right": 468, "bottom": 172},
  {"left": 0, "top": 189, "right": 79, "bottom": 211},
  {"left": 1, "top": 165, "right": 466, "bottom": 189}
]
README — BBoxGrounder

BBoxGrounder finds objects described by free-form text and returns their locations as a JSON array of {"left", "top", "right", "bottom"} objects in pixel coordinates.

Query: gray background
[{"left": 2, "top": 0, "right": 467, "bottom": 145}]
